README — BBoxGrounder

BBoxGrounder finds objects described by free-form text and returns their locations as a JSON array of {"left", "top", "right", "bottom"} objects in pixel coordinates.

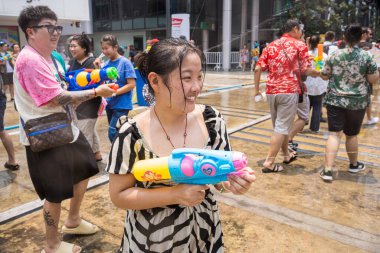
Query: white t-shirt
[
  {"left": 14, "top": 45, "right": 79, "bottom": 145},
  {"left": 305, "top": 48, "right": 328, "bottom": 96}
]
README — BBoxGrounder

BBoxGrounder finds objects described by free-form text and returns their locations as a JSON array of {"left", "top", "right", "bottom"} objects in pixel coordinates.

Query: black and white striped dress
[{"left": 106, "top": 105, "right": 231, "bottom": 253}]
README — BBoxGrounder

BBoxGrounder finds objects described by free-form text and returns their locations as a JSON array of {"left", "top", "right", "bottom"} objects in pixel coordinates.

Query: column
[
  {"left": 202, "top": 29, "right": 209, "bottom": 52},
  {"left": 166, "top": 0, "right": 171, "bottom": 37},
  {"left": 240, "top": 0, "right": 247, "bottom": 49},
  {"left": 251, "top": 0, "right": 259, "bottom": 44},
  {"left": 222, "top": 0, "right": 232, "bottom": 71}
]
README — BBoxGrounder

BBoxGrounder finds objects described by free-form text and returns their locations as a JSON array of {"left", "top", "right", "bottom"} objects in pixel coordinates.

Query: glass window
[
  {"left": 133, "top": 18, "right": 145, "bottom": 29},
  {"left": 93, "top": 0, "right": 110, "bottom": 21},
  {"left": 122, "top": 19, "right": 133, "bottom": 30},
  {"left": 110, "top": 0, "right": 120, "bottom": 20}
]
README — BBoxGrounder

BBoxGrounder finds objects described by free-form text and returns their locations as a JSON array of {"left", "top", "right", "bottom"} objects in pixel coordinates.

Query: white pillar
[
  {"left": 222, "top": 0, "right": 232, "bottom": 71},
  {"left": 240, "top": 0, "right": 247, "bottom": 49},
  {"left": 202, "top": 29, "right": 209, "bottom": 52},
  {"left": 251, "top": 0, "right": 259, "bottom": 44}
]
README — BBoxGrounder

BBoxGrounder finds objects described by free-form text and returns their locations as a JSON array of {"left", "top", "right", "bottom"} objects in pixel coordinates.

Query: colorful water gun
[
  {"left": 66, "top": 66, "right": 119, "bottom": 91},
  {"left": 314, "top": 44, "right": 324, "bottom": 71},
  {"left": 132, "top": 148, "right": 248, "bottom": 185},
  {"left": 0, "top": 53, "right": 12, "bottom": 64}
]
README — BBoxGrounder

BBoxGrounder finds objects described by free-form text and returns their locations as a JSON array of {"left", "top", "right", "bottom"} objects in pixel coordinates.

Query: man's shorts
[
  {"left": 0, "top": 93, "right": 6, "bottom": 131},
  {"left": 326, "top": 105, "right": 366, "bottom": 136},
  {"left": 0, "top": 72, "right": 13, "bottom": 85},
  {"left": 267, "top": 93, "right": 298, "bottom": 135},
  {"left": 297, "top": 94, "right": 310, "bottom": 124}
]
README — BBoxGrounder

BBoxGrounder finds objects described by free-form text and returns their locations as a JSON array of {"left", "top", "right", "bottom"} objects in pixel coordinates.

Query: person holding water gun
[
  {"left": 106, "top": 38, "right": 255, "bottom": 253},
  {"left": 68, "top": 33, "right": 105, "bottom": 161},
  {"left": 305, "top": 35, "right": 328, "bottom": 133},
  {"left": 100, "top": 34, "right": 136, "bottom": 142}
]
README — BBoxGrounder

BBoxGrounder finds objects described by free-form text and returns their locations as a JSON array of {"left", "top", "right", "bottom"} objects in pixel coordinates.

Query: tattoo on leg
[{"left": 43, "top": 209, "right": 57, "bottom": 228}]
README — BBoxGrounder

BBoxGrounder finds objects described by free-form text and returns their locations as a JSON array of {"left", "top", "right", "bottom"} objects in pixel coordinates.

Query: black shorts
[
  {"left": 1, "top": 72, "right": 13, "bottom": 85},
  {"left": 326, "top": 105, "right": 366, "bottom": 136},
  {"left": 25, "top": 132, "right": 98, "bottom": 203},
  {"left": 0, "top": 94, "right": 6, "bottom": 131}
]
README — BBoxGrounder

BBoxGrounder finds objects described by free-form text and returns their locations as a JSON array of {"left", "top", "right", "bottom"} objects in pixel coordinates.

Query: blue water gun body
[
  {"left": 132, "top": 148, "right": 248, "bottom": 185},
  {"left": 66, "top": 66, "right": 119, "bottom": 91}
]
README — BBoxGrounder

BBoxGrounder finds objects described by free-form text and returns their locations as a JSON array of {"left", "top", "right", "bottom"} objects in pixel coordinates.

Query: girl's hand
[
  {"left": 172, "top": 184, "right": 210, "bottom": 207},
  {"left": 224, "top": 167, "right": 255, "bottom": 195}
]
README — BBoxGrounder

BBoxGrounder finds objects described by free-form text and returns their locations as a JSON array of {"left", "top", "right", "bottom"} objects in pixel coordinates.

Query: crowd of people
[
  {"left": 254, "top": 19, "right": 379, "bottom": 182},
  {"left": 0, "top": 4, "right": 379, "bottom": 253}
]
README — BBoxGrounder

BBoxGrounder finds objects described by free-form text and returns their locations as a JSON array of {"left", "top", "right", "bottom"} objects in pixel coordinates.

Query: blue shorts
[{"left": 0, "top": 94, "right": 6, "bottom": 131}]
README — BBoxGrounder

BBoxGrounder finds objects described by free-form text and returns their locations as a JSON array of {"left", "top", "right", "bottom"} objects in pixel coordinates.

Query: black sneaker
[
  {"left": 320, "top": 169, "right": 333, "bottom": 181},
  {"left": 348, "top": 162, "right": 366, "bottom": 173}
]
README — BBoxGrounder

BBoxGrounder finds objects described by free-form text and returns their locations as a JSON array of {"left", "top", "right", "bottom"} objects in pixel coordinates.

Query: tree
[{"left": 276, "top": 0, "right": 379, "bottom": 38}]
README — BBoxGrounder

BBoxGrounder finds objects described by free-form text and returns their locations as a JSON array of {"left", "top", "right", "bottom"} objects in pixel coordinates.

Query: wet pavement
[{"left": 0, "top": 71, "right": 379, "bottom": 252}]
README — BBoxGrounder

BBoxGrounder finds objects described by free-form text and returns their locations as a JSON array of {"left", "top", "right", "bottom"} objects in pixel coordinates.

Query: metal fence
[{"left": 204, "top": 51, "right": 242, "bottom": 71}]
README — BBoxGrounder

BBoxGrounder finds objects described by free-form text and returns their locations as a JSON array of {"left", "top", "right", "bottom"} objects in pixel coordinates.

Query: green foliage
[{"left": 280, "top": 0, "right": 378, "bottom": 38}]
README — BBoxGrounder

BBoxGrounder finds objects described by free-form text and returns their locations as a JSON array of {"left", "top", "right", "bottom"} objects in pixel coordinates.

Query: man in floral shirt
[
  {"left": 254, "top": 19, "right": 320, "bottom": 173},
  {"left": 320, "top": 24, "right": 379, "bottom": 182}
]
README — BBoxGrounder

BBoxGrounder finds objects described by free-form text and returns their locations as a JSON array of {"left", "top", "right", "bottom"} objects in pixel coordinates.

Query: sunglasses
[{"left": 30, "top": 25, "right": 63, "bottom": 35}]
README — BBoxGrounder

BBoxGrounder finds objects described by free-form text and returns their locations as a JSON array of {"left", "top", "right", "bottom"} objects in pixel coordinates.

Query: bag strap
[
  {"left": 279, "top": 39, "right": 304, "bottom": 93},
  {"left": 51, "top": 55, "right": 72, "bottom": 121}
]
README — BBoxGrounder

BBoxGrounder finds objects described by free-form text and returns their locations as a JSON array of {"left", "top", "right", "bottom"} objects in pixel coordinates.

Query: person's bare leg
[
  {"left": 263, "top": 132, "right": 286, "bottom": 169},
  {"left": 366, "top": 106, "right": 372, "bottom": 121},
  {"left": 42, "top": 201, "right": 81, "bottom": 253},
  {"left": 325, "top": 131, "right": 342, "bottom": 169},
  {"left": 0, "top": 131, "right": 16, "bottom": 164},
  {"left": 42, "top": 201, "right": 61, "bottom": 252},
  {"left": 281, "top": 134, "right": 294, "bottom": 162},
  {"left": 346, "top": 135, "right": 358, "bottom": 165},
  {"left": 288, "top": 118, "right": 306, "bottom": 141},
  {"left": 64, "top": 179, "right": 89, "bottom": 228},
  {"left": 9, "top": 83, "right": 14, "bottom": 100}
]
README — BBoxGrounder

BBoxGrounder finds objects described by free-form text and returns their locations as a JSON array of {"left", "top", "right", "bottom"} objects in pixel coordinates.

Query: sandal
[
  {"left": 262, "top": 164, "right": 284, "bottom": 173},
  {"left": 4, "top": 162, "right": 20, "bottom": 171},
  {"left": 41, "top": 241, "right": 81, "bottom": 253},
  {"left": 283, "top": 152, "right": 297, "bottom": 164},
  {"left": 62, "top": 219, "right": 100, "bottom": 235}
]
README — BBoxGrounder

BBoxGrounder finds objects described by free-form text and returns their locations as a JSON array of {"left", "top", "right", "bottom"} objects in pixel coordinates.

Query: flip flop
[
  {"left": 41, "top": 241, "right": 81, "bottom": 253},
  {"left": 262, "top": 164, "right": 284, "bottom": 173},
  {"left": 4, "top": 162, "right": 20, "bottom": 171},
  {"left": 61, "top": 220, "right": 99, "bottom": 235},
  {"left": 283, "top": 153, "right": 297, "bottom": 164}
]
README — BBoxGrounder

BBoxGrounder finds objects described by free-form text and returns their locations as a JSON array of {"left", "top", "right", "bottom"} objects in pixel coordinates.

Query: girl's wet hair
[
  {"left": 134, "top": 37, "right": 206, "bottom": 100},
  {"left": 70, "top": 33, "right": 92, "bottom": 56},
  {"left": 100, "top": 34, "right": 119, "bottom": 48}
]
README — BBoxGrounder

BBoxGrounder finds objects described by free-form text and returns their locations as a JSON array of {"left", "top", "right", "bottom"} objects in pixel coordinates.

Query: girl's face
[
  {"left": 69, "top": 40, "right": 86, "bottom": 60},
  {"left": 157, "top": 52, "right": 203, "bottom": 114},
  {"left": 13, "top": 45, "right": 20, "bottom": 53},
  {"left": 101, "top": 42, "right": 118, "bottom": 60}
]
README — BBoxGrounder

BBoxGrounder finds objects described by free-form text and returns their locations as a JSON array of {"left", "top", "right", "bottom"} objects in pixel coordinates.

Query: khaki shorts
[
  {"left": 297, "top": 93, "right": 310, "bottom": 123},
  {"left": 267, "top": 94, "right": 298, "bottom": 135}
]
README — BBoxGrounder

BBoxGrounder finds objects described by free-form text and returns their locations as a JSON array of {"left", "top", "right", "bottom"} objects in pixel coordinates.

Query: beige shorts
[
  {"left": 297, "top": 93, "right": 310, "bottom": 123},
  {"left": 267, "top": 94, "right": 298, "bottom": 135}
]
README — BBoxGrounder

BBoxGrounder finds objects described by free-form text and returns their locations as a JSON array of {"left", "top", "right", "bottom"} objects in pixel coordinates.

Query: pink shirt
[
  {"left": 14, "top": 45, "right": 62, "bottom": 106},
  {"left": 14, "top": 45, "right": 79, "bottom": 145}
]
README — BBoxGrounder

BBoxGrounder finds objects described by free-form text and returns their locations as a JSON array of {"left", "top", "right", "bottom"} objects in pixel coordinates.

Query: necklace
[{"left": 153, "top": 107, "right": 187, "bottom": 148}]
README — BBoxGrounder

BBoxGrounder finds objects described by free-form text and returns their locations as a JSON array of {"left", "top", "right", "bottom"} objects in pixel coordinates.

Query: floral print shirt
[
  {"left": 256, "top": 34, "right": 311, "bottom": 95},
  {"left": 322, "top": 46, "right": 377, "bottom": 110}
]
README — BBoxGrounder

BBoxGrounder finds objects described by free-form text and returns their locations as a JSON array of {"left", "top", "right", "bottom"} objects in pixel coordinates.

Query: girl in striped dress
[{"left": 106, "top": 38, "right": 256, "bottom": 253}]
